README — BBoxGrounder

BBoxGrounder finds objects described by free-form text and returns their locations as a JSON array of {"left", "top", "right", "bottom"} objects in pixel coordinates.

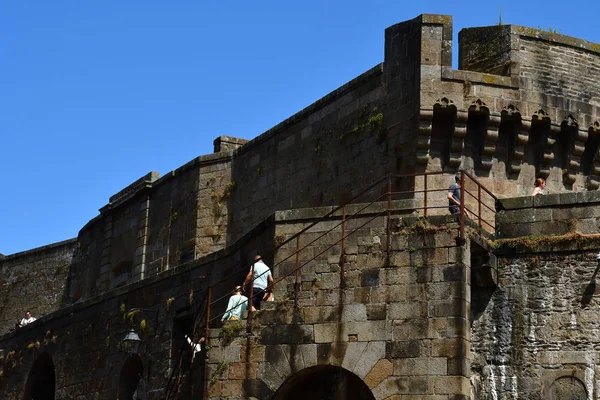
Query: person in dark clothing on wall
[{"left": 448, "top": 173, "right": 470, "bottom": 217}]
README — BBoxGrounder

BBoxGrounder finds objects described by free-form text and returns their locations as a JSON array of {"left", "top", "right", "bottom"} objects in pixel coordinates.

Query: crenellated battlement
[{"left": 405, "top": 15, "right": 600, "bottom": 196}]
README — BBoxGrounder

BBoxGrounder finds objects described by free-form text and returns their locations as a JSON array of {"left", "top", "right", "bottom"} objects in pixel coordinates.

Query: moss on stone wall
[{"left": 493, "top": 231, "right": 600, "bottom": 253}]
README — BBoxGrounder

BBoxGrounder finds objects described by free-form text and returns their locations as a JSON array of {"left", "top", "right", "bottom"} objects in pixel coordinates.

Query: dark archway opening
[
  {"left": 556, "top": 122, "right": 576, "bottom": 171},
  {"left": 582, "top": 127, "right": 600, "bottom": 176},
  {"left": 470, "top": 240, "right": 497, "bottom": 325},
  {"left": 465, "top": 109, "right": 489, "bottom": 171},
  {"left": 495, "top": 111, "right": 520, "bottom": 177},
  {"left": 431, "top": 104, "right": 457, "bottom": 170},
  {"left": 272, "top": 366, "right": 375, "bottom": 400},
  {"left": 524, "top": 120, "right": 550, "bottom": 176},
  {"left": 23, "top": 353, "right": 56, "bottom": 400},
  {"left": 119, "top": 355, "right": 144, "bottom": 400},
  {"left": 172, "top": 315, "right": 206, "bottom": 400}
]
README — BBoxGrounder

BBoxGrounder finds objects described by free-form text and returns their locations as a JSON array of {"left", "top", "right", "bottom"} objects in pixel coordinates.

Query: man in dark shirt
[{"left": 448, "top": 173, "right": 469, "bottom": 217}]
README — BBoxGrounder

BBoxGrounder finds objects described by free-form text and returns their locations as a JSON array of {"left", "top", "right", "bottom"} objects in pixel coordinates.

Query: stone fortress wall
[
  {"left": 418, "top": 17, "right": 600, "bottom": 200},
  {"left": 6, "top": 14, "right": 600, "bottom": 312},
  {"left": 0, "top": 240, "right": 75, "bottom": 335},
  {"left": 3, "top": 13, "right": 600, "bottom": 400}
]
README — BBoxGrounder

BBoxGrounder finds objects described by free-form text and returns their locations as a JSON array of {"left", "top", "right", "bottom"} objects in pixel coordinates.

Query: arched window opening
[
  {"left": 465, "top": 109, "right": 489, "bottom": 170},
  {"left": 496, "top": 105, "right": 521, "bottom": 176},
  {"left": 118, "top": 355, "right": 144, "bottom": 400},
  {"left": 524, "top": 117, "right": 550, "bottom": 176},
  {"left": 582, "top": 126, "right": 600, "bottom": 176},
  {"left": 272, "top": 365, "right": 375, "bottom": 400},
  {"left": 556, "top": 117, "right": 578, "bottom": 171},
  {"left": 23, "top": 353, "right": 55, "bottom": 400},
  {"left": 431, "top": 99, "right": 457, "bottom": 170}
]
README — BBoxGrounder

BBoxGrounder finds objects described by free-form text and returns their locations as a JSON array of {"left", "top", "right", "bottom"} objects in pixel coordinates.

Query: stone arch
[
  {"left": 549, "top": 376, "right": 587, "bottom": 400},
  {"left": 272, "top": 365, "right": 375, "bottom": 400},
  {"left": 541, "top": 374, "right": 588, "bottom": 400},
  {"left": 23, "top": 353, "right": 55, "bottom": 400},
  {"left": 118, "top": 354, "right": 144, "bottom": 400},
  {"left": 541, "top": 369, "right": 589, "bottom": 400},
  {"left": 252, "top": 342, "right": 387, "bottom": 399}
]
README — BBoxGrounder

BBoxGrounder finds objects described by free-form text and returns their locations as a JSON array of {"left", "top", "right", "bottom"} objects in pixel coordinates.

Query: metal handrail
[
  {"left": 192, "top": 170, "right": 498, "bottom": 349},
  {"left": 462, "top": 170, "right": 499, "bottom": 201},
  {"left": 204, "top": 181, "right": 391, "bottom": 316},
  {"left": 208, "top": 199, "right": 390, "bottom": 325}
]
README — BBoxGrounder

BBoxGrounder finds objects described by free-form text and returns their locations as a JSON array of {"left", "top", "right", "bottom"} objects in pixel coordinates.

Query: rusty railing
[{"left": 163, "top": 170, "right": 498, "bottom": 399}]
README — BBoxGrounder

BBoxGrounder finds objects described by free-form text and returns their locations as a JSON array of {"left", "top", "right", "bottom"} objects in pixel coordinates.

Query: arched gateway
[
  {"left": 272, "top": 365, "right": 375, "bottom": 400},
  {"left": 23, "top": 353, "right": 55, "bottom": 400},
  {"left": 118, "top": 355, "right": 144, "bottom": 400}
]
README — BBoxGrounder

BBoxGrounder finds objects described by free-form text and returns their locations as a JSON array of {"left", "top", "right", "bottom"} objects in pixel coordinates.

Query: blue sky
[{"left": 2, "top": 0, "right": 598, "bottom": 255}]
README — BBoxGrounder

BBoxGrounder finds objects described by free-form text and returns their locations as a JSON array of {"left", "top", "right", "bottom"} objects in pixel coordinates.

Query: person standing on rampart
[
  {"left": 448, "top": 173, "right": 462, "bottom": 215},
  {"left": 20, "top": 311, "right": 36, "bottom": 327},
  {"left": 448, "top": 173, "right": 470, "bottom": 217},
  {"left": 532, "top": 178, "right": 546, "bottom": 196}
]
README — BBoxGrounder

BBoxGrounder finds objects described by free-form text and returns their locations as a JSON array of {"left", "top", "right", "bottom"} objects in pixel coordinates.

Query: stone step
[
  {"left": 260, "top": 301, "right": 277, "bottom": 311},
  {"left": 207, "top": 318, "right": 248, "bottom": 339}
]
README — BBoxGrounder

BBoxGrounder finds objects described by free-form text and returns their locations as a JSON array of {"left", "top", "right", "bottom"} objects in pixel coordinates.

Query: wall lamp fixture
[{"left": 121, "top": 308, "right": 159, "bottom": 355}]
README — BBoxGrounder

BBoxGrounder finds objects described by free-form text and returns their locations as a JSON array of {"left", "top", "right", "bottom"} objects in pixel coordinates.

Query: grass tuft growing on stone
[
  {"left": 492, "top": 231, "right": 600, "bottom": 252},
  {"left": 209, "top": 361, "right": 229, "bottom": 385},
  {"left": 220, "top": 321, "right": 243, "bottom": 345}
]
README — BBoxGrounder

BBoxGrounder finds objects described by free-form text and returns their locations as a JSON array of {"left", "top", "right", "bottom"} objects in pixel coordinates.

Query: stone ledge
[
  {"left": 152, "top": 151, "right": 234, "bottom": 189},
  {"left": 498, "top": 196, "right": 533, "bottom": 210},
  {"left": 492, "top": 233, "right": 600, "bottom": 256},
  {"left": 213, "top": 136, "right": 249, "bottom": 153},
  {"left": 444, "top": 68, "right": 517, "bottom": 89},
  {"left": 109, "top": 171, "right": 159, "bottom": 204},
  {"left": 275, "top": 199, "right": 420, "bottom": 223},
  {"left": 512, "top": 25, "right": 600, "bottom": 55},
  {"left": 0, "top": 238, "right": 77, "bottom": 260},
  {"left": 233, "top": 64, "right": 383, "bottom": 158}
]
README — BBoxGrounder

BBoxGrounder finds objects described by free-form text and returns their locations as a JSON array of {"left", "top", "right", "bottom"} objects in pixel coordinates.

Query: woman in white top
[{"left": 222, "top": 286, "right": 248, "bottom": 321}]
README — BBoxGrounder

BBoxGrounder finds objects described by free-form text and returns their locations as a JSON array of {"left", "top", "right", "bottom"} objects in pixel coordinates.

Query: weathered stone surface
[
  {"left": 366, "top": 304, "right": 387, "bottom": 320},
  {"left": 386, "top": 340, "right": 422, "bottom": 358},
  {"left": 372, "top": 376, "right": 409, "bottom": 399},
  {"left": 228, "top": 362, "right": 258, "bottom": 380},
  {"left": 341, "top": 341, "right": 369, "bottom": 371},
  {"left": 223, "top": 345, "right": 242, "bottom": 362},
  {"left": 258, "top": 362, "right": 284, "bottom": 391},
  {"left": 0, "top": 240, "right": 75, "bottom": 335},
  {"left": 432, "top": 376, "right": 470, "bottom": 395},
  {"left": 495, "top": 196, "right": 533, "bottom": 210},
  {"left": 261, "top": 324, "right": 314, "bottom": 345},
  {"left": 264, "top": 345, "right": 294, "bottom": 378},
  {"left": 314, "top": 321, "right": 390, "bottom": 343},
  {"left": 393, "top": 357, "right": 448, "bottom": 376},
  {"left": 5, "top": 12, "right": 600, "bottom": 400},
  {"left": 364, "top": 358, "right": 393, "bottom": 388}
]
